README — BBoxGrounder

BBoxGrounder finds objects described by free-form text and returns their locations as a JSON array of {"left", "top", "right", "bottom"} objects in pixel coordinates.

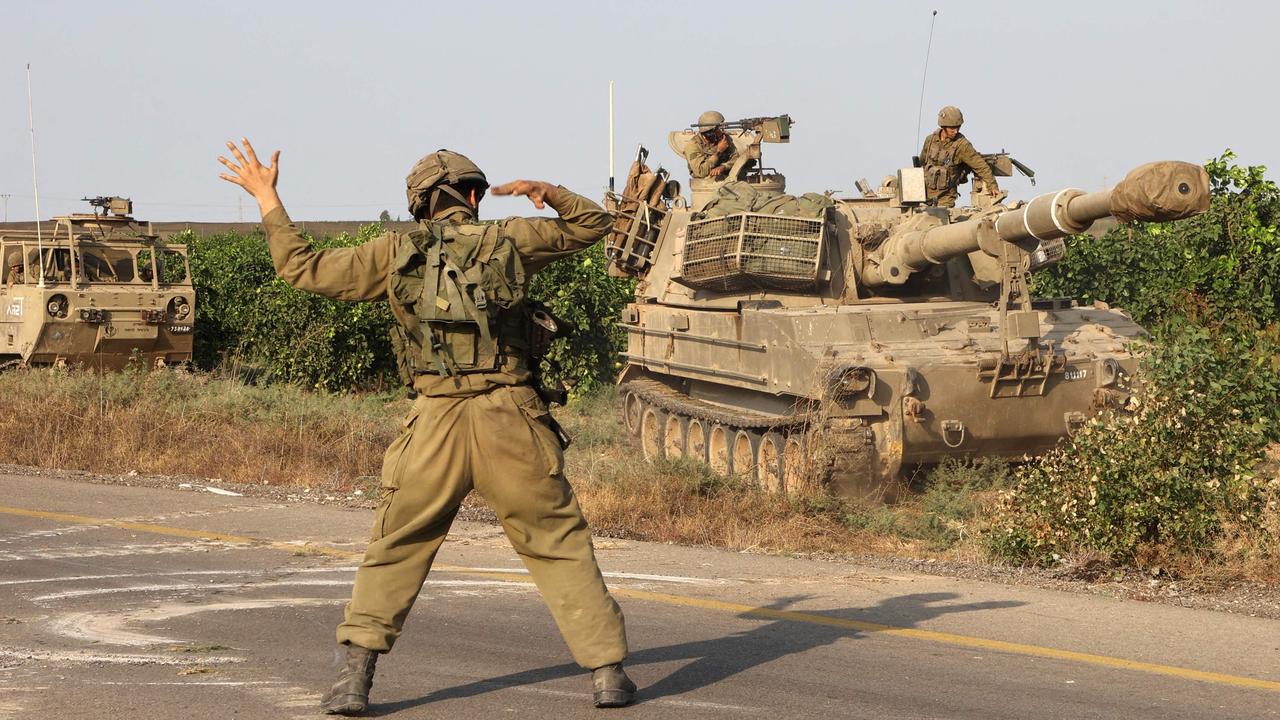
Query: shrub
[
  {"left": 184, "top": 224, "right": 397, "bottom": 391},
  {"left": 990, "top": 322, "right": 1279, "bottom": 566}
]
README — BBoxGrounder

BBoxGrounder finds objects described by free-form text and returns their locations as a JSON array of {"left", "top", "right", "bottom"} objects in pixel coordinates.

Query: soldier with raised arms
[
  {"left": 919, "top": 105, "right": 1000, "bottom": 207},
  {"left": 217, "top": 139, "right": 636, "bottom": 715}
]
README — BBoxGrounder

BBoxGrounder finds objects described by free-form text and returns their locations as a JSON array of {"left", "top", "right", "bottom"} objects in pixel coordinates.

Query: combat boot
[
  {"left": 591, "top": 663, "right": 637, "bottom": 708},
  {"left": 320, "top": 643, "right": 380, "bottom": 715}
]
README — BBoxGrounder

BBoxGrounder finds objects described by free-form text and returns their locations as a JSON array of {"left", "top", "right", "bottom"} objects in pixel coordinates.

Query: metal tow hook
[{"left": 941, "top": 419, "right": 966, "bottom": 448}]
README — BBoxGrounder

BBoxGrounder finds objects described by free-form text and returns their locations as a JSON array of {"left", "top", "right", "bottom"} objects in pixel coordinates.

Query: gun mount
[{"left": 606, "top": 135, "right": 1212, "bottom": 501}]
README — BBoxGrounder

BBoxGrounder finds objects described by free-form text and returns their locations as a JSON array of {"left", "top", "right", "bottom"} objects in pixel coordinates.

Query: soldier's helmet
[
  {"left": 405, "top": 150, "right": 489, "bottom": 219},
  {"left": 937, "top": 105, "right": 964, "bottom": 128},
  {"left": 696, "top": 110, "right": 726, "bottom": 129}
]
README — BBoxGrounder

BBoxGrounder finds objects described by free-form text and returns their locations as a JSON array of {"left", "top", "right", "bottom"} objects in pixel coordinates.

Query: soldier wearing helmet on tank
[
  {"left": 217, "top": 140, "right": 635, "bottom": 715},
  {"left": 919, "top": 105, "right": 1001, "bottom": 208},
  {"left": 684, "top": 110, "right": 738, "bottom": 180}
]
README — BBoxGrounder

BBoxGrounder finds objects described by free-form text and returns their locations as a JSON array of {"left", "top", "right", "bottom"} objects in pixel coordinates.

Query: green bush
[
  {"left": 990, "top": 324, "right": 1278, "bottom": 565},
  {"left": 185, "top": 224, "right": 397, "bottom": 391}
]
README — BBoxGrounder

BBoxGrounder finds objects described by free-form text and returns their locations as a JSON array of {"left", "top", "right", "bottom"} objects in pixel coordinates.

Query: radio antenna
[
  {"left": 608, "top": 80, "right": 616, "bottom": 194},
  {"left": 914, "top": 10, "right": 939, "bottom": 153},
  {"left": 26, "top": 63, "right": 46, "bottom": 288}
]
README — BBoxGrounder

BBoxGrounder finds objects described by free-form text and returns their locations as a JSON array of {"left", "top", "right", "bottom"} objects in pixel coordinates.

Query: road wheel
[
  {"left": 708, "top": 424, "right": 732, "bottom": 475},
  {"left": 783, "top": 434, "right": 813, "bottom": 495},
  {"left": 732, "top": 429, "right": 761, "bottom": 485},
  {"left": 640, "top": 405, "right": 666, "bottom": 461},
  {"left": 663, "top": 413, "right": 688, "bottom": 459},
  {"left": 622, "top": 391, "right": 644, "bottom": 437},
  {"left": 757, "top": 432, "right": 786, "bottom": 494},
  {"left": 685, "top": 418, "right": 709, "bottom": 463}
]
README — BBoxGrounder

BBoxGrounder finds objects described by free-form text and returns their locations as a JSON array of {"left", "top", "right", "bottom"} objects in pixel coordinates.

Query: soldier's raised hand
[
  {"left": 492, "top": 180, "right": 558, "bottom": 210},
  {"left": 218, "top": 138, "right": 283, "bottom": 216},
  {"left": 715, "top": 136, "right": 731, "bottom": 153}
]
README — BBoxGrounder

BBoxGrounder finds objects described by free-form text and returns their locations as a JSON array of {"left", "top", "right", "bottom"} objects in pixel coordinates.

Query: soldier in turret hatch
[
  {"left": 684, "top": 110, "right": 738, "bottom": 180},
  {"left": 919, "top": 105, "right": 1001, "bottom": 208}
]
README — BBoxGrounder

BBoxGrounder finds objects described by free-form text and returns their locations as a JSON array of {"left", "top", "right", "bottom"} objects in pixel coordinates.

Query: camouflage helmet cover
[
  {"left": 405, "top": 150, "right": 489, "bottom": 217},
  {"left": 937, "top": 105, "right": 964, "bottom": 128},
  {"left": 696, "top": 110, "right": 726, "bottom": 128}
]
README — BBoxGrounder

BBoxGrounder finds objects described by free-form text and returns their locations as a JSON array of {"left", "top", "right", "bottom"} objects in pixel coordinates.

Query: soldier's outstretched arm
[
  {"left": 218, "top": 138, "right": 393, "bottom": 302},
  {"left": 492, "top": 180, "right": 612, "bottom": 273}
]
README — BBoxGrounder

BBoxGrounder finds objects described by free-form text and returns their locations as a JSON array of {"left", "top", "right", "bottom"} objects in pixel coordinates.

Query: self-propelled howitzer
[{"left": 606, "top": 145, "right": 1210, "bottom": 500}]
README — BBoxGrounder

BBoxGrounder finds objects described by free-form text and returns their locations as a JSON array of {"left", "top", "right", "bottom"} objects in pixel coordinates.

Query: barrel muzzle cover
[{"left": 1109, "top": 161, "right": 1210, "bottom": 223}]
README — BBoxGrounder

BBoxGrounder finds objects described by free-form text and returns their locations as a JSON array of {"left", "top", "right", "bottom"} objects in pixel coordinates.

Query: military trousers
[{"left": 336, "top": 384, "right": 628, "bottom": 670}]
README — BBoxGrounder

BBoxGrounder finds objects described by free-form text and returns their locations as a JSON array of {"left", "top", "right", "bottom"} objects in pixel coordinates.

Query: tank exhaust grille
[{"left": 680, "top": 212, "right": 825, "bottom": 292}]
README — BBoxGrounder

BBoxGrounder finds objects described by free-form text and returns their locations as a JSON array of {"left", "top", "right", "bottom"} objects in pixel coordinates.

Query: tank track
[
  {"left": 620, "top": 377, "right": 894, "bottom": 498},
  {"left": 619, "top": 378, "right": 812, "bottom": 430}
]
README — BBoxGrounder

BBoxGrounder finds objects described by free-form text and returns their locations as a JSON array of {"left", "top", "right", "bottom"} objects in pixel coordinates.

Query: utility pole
[{"left": 0, "top": 194, "right": 9, "bottom": 223}]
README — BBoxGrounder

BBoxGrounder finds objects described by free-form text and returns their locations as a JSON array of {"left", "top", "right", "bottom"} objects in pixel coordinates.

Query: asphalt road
[{"left": 0, "top": 474, "right": 1276, "bottom": 719}]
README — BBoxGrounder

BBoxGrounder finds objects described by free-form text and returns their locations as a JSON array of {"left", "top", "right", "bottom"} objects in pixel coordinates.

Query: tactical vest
[
  {"left": 388, "top": 220, "right": 529, "bottom": 380},
  {"left": 922, "top": 134, "right": 966, "bottom": 195}
]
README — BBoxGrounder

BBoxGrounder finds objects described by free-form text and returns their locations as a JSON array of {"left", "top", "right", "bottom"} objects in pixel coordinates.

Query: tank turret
[{"left": 605, "top": 128, "right": 1212, "bottom": 501}]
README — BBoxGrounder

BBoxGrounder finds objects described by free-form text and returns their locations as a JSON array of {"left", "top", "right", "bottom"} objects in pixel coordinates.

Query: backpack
[{"left": 389, "top": 220, "right": 527, "bottom": 376}]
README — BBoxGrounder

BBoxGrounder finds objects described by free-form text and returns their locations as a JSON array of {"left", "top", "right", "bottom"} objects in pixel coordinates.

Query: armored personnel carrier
[
  {"left": 605, "top": 119, "right": 1210, "bottom": 500},
  {"left": 0, "top": 197, "right": 195, "bottom": 369}
]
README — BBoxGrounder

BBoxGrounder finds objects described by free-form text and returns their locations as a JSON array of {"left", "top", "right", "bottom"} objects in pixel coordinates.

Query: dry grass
[{"left": 0, "top": 367, "right": 403, "bottom": 490}]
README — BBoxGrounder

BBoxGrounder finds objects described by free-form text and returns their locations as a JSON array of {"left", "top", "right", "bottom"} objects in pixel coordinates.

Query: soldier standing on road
[
  {"left": 217, "top": 139, "right": 635, "bottom": 715},
  {"left": 684, "top": 110, "right": 738, "bottom": 180},
  {"left": 919, "top": 105, "right": 1000, "bottom": 208}
]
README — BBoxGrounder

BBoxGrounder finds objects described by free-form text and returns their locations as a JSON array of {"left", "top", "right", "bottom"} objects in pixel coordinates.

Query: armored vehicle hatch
[
  {"left": 605, "top": 123, "right": 1210, "bottom": 501},
  {"left": 0, "top": 197, "right": 195, "bottom": 369}
]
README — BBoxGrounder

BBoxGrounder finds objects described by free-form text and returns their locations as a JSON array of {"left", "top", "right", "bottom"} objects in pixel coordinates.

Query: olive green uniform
[
  {"left": 261, "top": 189, "right": 628, "bottom": 670},
  {"left": 683, "top": 132, "right": 737, "bottom": 179},
  {"left": 919, "top": 130, "right": 997, "bottom": 208}
]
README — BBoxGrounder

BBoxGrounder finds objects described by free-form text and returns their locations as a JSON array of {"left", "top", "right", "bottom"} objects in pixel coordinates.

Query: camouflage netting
[{"left": 1108, "top": 161, "right": 1210, "bottom": 223}]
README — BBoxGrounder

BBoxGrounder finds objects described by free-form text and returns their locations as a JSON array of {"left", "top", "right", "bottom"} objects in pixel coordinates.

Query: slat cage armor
[{"left": 680, "top": 212, "right": 826, "bottom": 292}]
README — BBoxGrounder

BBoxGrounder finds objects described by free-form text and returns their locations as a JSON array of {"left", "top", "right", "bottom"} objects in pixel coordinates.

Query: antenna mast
[
  {"left": 608, "top": 80, "right": 616, "bottom": 194},
  {"left": 27, "top": 63, "right": 46, "bottom": 288},
  {"left": 914, "top": 10, "right": 939, "bottom": 153}
]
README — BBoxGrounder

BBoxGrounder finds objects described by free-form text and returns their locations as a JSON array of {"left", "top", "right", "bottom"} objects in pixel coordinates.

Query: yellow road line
[{"left": 3, "top": 503, "right": 1278, "bottom": 694}]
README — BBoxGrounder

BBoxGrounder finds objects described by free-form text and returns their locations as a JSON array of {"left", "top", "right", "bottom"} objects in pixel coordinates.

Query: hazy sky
[{"left": 1, "top": 1, "right": 1275, "bottom": 222}]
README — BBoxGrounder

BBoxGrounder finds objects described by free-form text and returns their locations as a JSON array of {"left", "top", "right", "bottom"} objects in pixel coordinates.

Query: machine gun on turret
[
  {"left": 687, "top": 114, "right": 794, "bottom": 144},
  {"left": 80, "top": 196, "right": 133, "bottom": 218}
]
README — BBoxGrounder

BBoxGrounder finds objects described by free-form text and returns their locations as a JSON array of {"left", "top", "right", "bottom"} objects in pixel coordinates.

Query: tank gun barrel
[{"left": 863, "top": 161, "right": 1210, "bottom": 287}]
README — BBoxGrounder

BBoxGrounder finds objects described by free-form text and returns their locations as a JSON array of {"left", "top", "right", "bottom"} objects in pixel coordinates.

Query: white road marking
[
  {"left": 81, "top": 680, "right": 287, "bottom": 686},
  {"left": 0, "top": 525, "right": 99, "bottom": 544},
  {"left": 0, "top": 570, "right": 255, "bottom": 587},
  {"left": 0, "top": 649, "right": 243, "bottom": 666},
  {"left": 0, "top": 566, "right": 359, "bottom": 587},
  {"left": 47, "top": 598, "right": 347, "bottom": 646},
  {"left": 32, "top": 578, "right": 530, "bottom": 602},
  {"left": 0, "top": 541, "right": 242, "bottom": 561}
]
